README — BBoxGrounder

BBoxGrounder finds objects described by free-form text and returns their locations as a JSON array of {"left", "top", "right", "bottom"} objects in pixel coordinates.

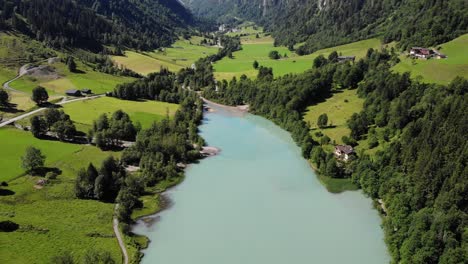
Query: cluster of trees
[
  {"left": 204, "top": 45, "right": 467, "bottom": 262},
  {"left": 88, "top": 110, "right": 138, "bottom": 150},
  {"left": 113, "top": 69, "right": 185, "bottom": 102},
  {"left": 81, "top": 74, "right": 205, "bottom": 225},
  {"left": 30, "top": 108, "right": 77, "bottom": 141},
  {"left": 0, "top": 0, "right": 193, "bottom": 51},
  {"left": 177, "top": 35, "right": 241, "bottom": 91},
  {"left": 73, "top": 50, "right": 141, "bottom": 78},
  {"left": 74, "top": 155, "right": 145, "bottom": 223},
  {"left": 121, "top": 95, "right": 205, "bottom": 188},
  {"left": 74, "top": 156, "right": 127, "bottom": 202},
  {"left": 31, "top": 86, "right": 49, "bottom": 105}
]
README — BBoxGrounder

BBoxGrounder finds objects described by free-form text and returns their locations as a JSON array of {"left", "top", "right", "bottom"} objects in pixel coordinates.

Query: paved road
[
  {"left": 0, "top": 95, "right": 104, "bottom": 128},
  {"left": 114, "top": 204, "right": 129, "bottom": 264}
]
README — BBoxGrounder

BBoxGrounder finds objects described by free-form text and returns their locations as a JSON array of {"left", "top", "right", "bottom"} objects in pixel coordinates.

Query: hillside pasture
[
  {"left": 213, "top": 38, "right": 383, "bottom": 80},
  {"left": 303, "top": 89, "right": 364, "bottom": 145},
  {"left": 62, "top": 97, "right": 179, "bottom": 132},
  {"left": 393, "top": 34, "right": 468, "bottom": 84},
  {"left": 0, "top": 128, "right": 122, "bottom": 263},
  {"left": 9, "top": 61, "right": 135, "bottom": 96},
  {"left": 112, "top": 38, "right": 219, "bottom": 75}
]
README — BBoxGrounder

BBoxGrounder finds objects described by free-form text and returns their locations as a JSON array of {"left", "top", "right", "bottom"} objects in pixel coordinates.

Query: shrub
[
  {"left": 46, "top": 171, "right": 58, "bottom": 180},
  {"left": 0, "top": 220, "right": 19, "bottom": 232}
]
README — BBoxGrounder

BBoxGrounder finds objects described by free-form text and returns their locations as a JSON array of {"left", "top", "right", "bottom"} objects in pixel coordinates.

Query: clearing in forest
[
  {"left": 393, "top": 34, "right": 468, "bottom": 84},
  {"left": 214, "top": 38, "right": 383, "bottom": 80}
]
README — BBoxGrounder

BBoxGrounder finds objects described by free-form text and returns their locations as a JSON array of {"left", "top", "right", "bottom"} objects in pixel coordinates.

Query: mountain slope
[
  {"left": 0, "top": 0, "right": 194, "bottom": 51},
  {"left": 184, "top": 0, "right": 468, "bottom": 53}
]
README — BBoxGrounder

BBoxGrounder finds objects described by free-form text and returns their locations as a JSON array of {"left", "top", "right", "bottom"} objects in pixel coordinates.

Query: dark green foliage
[
  {"left": 185, "top": 0, "right": 467, "bottom": 54},
  {"left": 0, "top": 89, "right": 9, "bottom": 106},
  {"left": 0, "top": 220, "right": 19, "bottom": 232},
  {"left": 328, "top": 51, "right": 339, "bottom": 63},
  {"left": 31, "top": 86, "right": 48, "bottom": 105},
  {"left": 317, "top": 113, "right": 328, "bottom": 128},
  {"left": 268, "top": 50, "right": 280, "bottom": 60},
  {"left": 32, "top": 109, "right": 77, "bottom": 141},
  {"left": 320, "top": 135, "right": 330, "bottom": 146},
  {"left": 253, "top": 60, "right": 259, "bottom": 69},
  {"left": 90, "top": 110, "right": 137, "bottom": 149},
  {"left": 368, "top": 136, "right": 379, "bottom": 149},
  {"left": 341, "top": 136, "right": 357, "bottom": 147},
  {"left": 257, "top": 66, "right": 273, "bottom": 81},
  {"left": 114, "top": 69, "right": 185, "bottom": 102},
  {"left": 75, "top": 157, "right": 125, "bottom": 202},
  {"left": 0, "top": 0, "right": 193, "bottom": 51},
  {"left": 30, "top": 115, "right": 47, "bottom": 138},
  {"left": 66, "top": 56, "right": 76, "bottom": 72},
  {"left": 21, "top": 146, "right": 45, "bottom": 173},
  {"left": 350, "top": 73, "right": 468, "bottom": 263},
  {"left": 313, "top": 55, "right": 327, "bottom": 68}
]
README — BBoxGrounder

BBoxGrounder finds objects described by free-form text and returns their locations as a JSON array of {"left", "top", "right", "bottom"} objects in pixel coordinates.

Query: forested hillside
[
  {"left": 184, "top": 0, "right": 468, "bottom": 53},
  {"left": 0, "top": 0, "right": 193, "bottom": 51}
]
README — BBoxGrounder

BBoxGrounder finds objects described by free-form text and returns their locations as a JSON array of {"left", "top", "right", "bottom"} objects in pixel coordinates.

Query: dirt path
[
  {"left": 0, "top": 95, "right": 104, "bottom": 128},
  {"left": 114, "top": 204, "right": 129, "bottom": 264},
  {"left": 2, "top": 58, "right": 56, "bottom": 94}
]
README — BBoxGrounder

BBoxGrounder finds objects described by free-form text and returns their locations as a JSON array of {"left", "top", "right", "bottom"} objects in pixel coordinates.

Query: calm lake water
[{"left": 133, "top": 104, "right": 390, "bottom": 264}]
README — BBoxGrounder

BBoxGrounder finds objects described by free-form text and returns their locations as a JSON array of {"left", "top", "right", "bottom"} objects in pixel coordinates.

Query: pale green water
[{"left": 133, "top": 105, "right": 390, "bottom": 264}]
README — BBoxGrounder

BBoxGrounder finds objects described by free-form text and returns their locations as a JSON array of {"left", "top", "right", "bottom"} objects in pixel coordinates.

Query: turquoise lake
[{"left": 133, "top": 104, "right": 390, "bottom": 263}]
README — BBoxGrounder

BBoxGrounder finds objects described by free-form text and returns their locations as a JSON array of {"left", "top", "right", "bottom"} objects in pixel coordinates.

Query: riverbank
[
  {"left": 201, "top": 97, "right": 249, "bottom": 115},
  {"left": 131, "top": 102, "right": 390, "bottom": 264}
]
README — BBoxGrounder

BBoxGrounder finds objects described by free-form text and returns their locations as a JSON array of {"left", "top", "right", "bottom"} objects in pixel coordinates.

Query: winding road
[
  {"left": 0, "top": 95, "right": 105, "bottom": 128},
  {"left": 114, "top": 205, "right": 129, "bottom": 264}
]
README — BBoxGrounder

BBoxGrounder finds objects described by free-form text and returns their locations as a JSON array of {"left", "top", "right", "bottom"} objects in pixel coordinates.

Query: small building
[
  {"left": 334, "top": 145, "right": 355, "bottom": 161},
  {"left": 337, "top": 56, "right": 356, "bottom": 63},
  {"left": 81, "top": 88, "right": 92, "bottom": 94},
  {"left": 65, "top": 89, "right": 82, "bottom": 96},
  {"left": 410, "top": 47, "right": 433, "bottom": 59}
]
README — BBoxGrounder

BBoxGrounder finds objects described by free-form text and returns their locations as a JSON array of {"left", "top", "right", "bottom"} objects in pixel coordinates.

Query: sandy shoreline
[{"left": 201, "top": 97, "right": 249, "bottom": 115}]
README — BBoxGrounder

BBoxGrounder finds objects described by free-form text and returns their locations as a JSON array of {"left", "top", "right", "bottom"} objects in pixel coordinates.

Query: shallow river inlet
[{"left": 133, "top": 104, "right": 390, "bottom": 264}]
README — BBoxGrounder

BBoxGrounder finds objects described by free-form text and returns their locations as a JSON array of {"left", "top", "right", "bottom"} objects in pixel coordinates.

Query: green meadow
[
  {"left": 9, "top": 61, "right": 136, "bottom": 96},
  {"left": 112, "top": 38, "right": 219, "bottom": 75},
  {"left": 0, "top": 128, "right": 122, "bottom": 263},
  {"left": 213, "top": 38, "right": 382, "bottom": 80},
  {"left": 62, "top": 97, "right": 179, "bottom": 132},
  {"left": 393, "top": 34, "right": 468, "bottom": 84},
  {"left": 303, "top": 89, "right": 364, "bottom": 146}
]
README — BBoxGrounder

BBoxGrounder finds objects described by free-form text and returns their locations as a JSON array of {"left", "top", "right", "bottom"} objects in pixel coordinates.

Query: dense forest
[
  {"left": 202, "top": 48, "right": 467, "bottom": 263},
  {"left": 184, "top": 0, "right": 468, "bottom": 53},
  {"left": 0, "top": 0, "right": 193, "bottom": 51}
]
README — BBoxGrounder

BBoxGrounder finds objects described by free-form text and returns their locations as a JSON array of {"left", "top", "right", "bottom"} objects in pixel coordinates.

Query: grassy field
[
  {"left": 9, "top": 61, "right": 135, "bottom": 96},
  {"left": 0, "top": 128, "right": 122, "bottom": 263},
  {"left": 0, "top": 33, "right": 57, "bottom": 118},
  {"left": 303, "top": 89, "right": 364, "bottom": 145},
  {"left": 112, "top": 38, "right": 219, "bottom": 75},
  {"left": 393, "top": 34, "right": 468, "bottom": 84},
  {"left": 62, "top": 97, "right": 179, "bottom": 132},
  {"left": 213, "top": 38, "right": 382, "bottom": 80}
]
